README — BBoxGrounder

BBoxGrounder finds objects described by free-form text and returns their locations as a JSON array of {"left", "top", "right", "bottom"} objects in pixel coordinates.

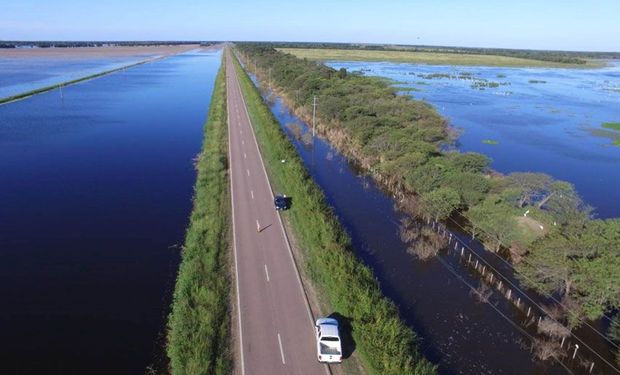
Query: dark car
[{"left": 274, "top": 195, "right": 290, "bottom": 211}]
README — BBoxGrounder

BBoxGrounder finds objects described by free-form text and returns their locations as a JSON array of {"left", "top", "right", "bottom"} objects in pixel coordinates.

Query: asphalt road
[{"left": 225, "top": 50, "right": 330, "bottom": 375}]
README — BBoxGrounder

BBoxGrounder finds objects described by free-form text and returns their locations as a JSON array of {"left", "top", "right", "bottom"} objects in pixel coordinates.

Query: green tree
[
  {"left": 446, "top": 152, "right": 491, "bottom": 173},
  {"left": 465, "top": 196, "right": 519, "bottom": 252},
  {"left": 517, "top": 219, "right": 620, "bottom": 322},
  {"left": 420, "top": 187, "right": 461, "bottom": 220},
  {"left": 441, "top": 171, "right": 490, "bottom": 207},
  {"left": 338, "top": 67, "right": 347, "bottom": 79},
  {"left": 505, "top": 172, "right": 553, "bottom": 208}
]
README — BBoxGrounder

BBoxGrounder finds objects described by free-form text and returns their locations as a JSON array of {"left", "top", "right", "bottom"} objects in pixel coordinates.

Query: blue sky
[{"left": 2, "top": 0, "right": 619, "bottom": 51}]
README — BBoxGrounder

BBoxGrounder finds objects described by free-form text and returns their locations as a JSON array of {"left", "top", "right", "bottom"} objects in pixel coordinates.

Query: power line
[
  {"left": 435, "top": 256, "right": 576, "bottom": 375},
  {"left": 434, "top": 217, "right": 620, "bottom": 373},
  {"left": 446, "top": 214, "right": 619, "bottom": 350}
]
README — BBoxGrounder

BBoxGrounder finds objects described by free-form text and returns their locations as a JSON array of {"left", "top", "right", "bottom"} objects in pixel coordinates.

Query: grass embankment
[
  {"left": 0, "top": 56, "right": 163, "bottom": 105},
  {"left": 166, "top": 61, "right": 231, "bottom": 375},
  {"left": 277, "top": 47, "right": 604, "bottom": 68},
  {"left": 232, "top": 53, "right": 435, "bottom": 375}
]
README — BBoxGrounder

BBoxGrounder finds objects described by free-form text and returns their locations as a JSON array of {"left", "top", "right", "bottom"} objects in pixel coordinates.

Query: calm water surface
[
  {"left": 0, "top": 50, "right": 221, "bottom": 374},
  {"left": 327, "top": 61, "right": 620, "bottom": 218}
]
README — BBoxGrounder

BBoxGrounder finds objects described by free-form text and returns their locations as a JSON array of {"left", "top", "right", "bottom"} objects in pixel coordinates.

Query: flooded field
[
  {"left": 0, "top": 45, "right": 198, "bottom": 100},
  {"left": 327, "top": 61, "right": 620, "bottom": 218},
  {"left": 0, "top": 50, "right": 221, "bottom": 374}
]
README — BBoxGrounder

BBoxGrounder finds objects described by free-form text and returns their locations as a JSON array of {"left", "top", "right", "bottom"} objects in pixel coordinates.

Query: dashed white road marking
[
  {"left": 242, "top": 140, "right": 245, "bottom": 145},
  {"left": 277, "top": 333, "right": 286, "bottom": 365},
  {"left": 264, "top": 264, "right": 270, "bottom": 282},
  {"left": 244, "top": 152, "right": 247, "bottom": 159},
  {"left": 250, "top": 190, "right": 254, "bottom": 199},
  {"left": 246, "top": 169, "right": 250, "bottom": 177}
]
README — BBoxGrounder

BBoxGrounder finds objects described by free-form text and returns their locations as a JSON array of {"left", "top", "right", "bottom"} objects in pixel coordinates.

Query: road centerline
[{"left": 277, "top": 333, "right": 286, "bottom": 365}]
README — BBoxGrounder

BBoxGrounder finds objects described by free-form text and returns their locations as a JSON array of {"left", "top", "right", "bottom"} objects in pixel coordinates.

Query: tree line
[{"left": 236, "top": 44, "right": 620, "bottom": 363}]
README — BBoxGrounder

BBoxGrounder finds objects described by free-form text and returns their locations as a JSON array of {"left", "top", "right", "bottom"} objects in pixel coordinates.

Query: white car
[{"left": 315, "top": 317, "right": 342, "bottom": 363}]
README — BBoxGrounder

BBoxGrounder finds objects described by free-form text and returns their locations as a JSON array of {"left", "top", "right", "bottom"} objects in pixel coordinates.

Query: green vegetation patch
[
  {"left": 587, "top": 125, "right": 620, "bottom": 146},
  {"left": 482, "top": 139, "right": 499, "bottom": 145},
  {"left": 277, "top": 47, "right": 603, "bottom": 68},
  {"left": 232, "top": 53, "right": 436, "bottom": 375},
  {"left": 602, "top": 122, "right": 620, "bottom": 131},
  {"left": 528, "top": 79, "right": 547, "bottom": 84},
  {"left": 166, "top": 60, "right": 232, "bottom": 375}
]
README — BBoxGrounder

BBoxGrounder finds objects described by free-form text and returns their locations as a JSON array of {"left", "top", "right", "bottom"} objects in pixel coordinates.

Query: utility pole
[{"left": 312, "top": 95, "right": 317, "bottom": 138}]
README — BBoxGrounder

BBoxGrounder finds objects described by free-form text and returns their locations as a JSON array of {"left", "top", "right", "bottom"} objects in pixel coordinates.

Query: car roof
[
  {"left": 319, "top": 324, "right": 339, "bottom": 338},
  {"left": 316, "top": 318, "right": 339, "bottom": 337}
]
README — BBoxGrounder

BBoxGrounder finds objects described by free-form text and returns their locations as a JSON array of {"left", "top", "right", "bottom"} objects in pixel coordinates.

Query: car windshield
[{"left": 321, "top": 337, "right": 340, "bottom": 341}]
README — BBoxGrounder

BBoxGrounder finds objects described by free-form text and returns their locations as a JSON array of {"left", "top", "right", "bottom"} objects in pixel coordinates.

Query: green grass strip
[
  {"left": 602, "top": 122, "right": 620, "bottom": 131},
  {"left": 0, "top": 56, "right": 164, "bottom": 105},
  {"left": 232, "top": 53, "right": 436, "bottom": 375},
  {"left": 166, "top": 58, "right": 231, "bottom": 375}
]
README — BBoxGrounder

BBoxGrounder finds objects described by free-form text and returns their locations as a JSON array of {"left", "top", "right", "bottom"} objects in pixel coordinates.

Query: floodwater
[
  {"left": 249, "top": 72, "right": 617, "bottom": 374},
  {"left": 0, "top": 50, "right": 221, "bottom": 374},
  {"left": 327, "top": 61, "right": 620, "bottom": 219},
  {"left": 0, "top": 55, "right": 154, "bottom": 100}
]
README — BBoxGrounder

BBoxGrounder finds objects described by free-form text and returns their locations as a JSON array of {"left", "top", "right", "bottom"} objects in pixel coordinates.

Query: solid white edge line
[
  {"left": 277, "top": 333, "right": 286, "bottom": 365},
  {"left": 226, "top": 52, "right": 246, "bottom": 375},
  {"left": 264, "top": 264, "right": 271, "bottom": 282}
]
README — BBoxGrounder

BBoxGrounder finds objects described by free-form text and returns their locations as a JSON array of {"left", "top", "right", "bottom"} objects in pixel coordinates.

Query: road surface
[{"left": 225, "top": 49, "right": 330, "bottom": 375}]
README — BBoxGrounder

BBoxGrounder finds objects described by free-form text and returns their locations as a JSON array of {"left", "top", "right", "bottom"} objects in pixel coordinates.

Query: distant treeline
[
  {"left": 252, "top": 41, "right": 620, "bottom": 64},
  {"left": 0, "top": 41, "right": 219, "bottom": 48}
]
